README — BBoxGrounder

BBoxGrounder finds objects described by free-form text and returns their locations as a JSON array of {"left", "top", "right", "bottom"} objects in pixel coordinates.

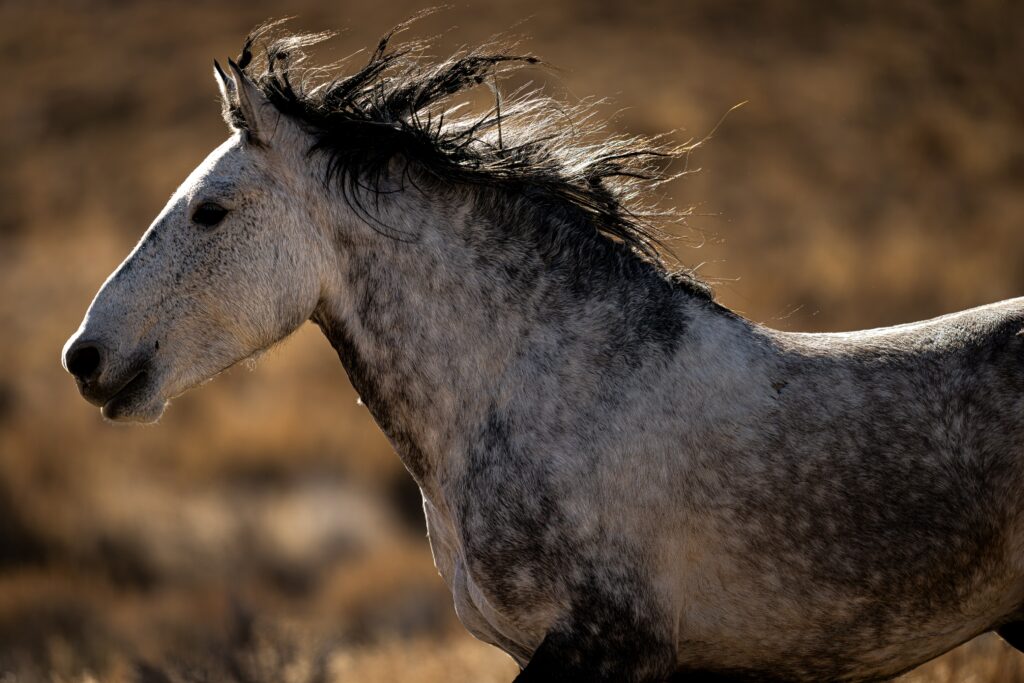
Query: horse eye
[{"left": 192, "top": 202, "right": 229, "bottom": 228}]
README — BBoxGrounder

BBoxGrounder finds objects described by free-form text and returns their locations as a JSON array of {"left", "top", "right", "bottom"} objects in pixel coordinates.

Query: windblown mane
[{"left": 231, "top": 19, "right": 711, "bottom": 297}]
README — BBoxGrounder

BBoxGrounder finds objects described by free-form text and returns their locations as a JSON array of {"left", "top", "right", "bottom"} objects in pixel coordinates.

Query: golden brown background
[{"left": 2, "top": 1, "right": 1023, "bottom": 681}]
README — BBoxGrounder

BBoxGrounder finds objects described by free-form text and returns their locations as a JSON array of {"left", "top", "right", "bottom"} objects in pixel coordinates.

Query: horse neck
[{"left": 312, "top": 184, "right": 707, "bottom": 491}]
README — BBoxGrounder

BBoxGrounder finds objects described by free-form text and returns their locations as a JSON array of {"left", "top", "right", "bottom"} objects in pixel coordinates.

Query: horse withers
[{"left": 62, "top": 23, "right": 1024, "bottom": 682}]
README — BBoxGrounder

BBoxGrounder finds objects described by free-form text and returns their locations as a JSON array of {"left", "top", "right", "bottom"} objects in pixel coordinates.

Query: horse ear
[
  {"left": 212, "top": 58, "right": 276, "bottom": 144},
  {"left": 213, "top": 60, "right": 238, "bottom": 126}
]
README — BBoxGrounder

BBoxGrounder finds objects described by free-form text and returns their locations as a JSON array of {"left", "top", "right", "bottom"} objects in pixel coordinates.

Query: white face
[{"left": 62, "top": 75, "right": 330, "bottom": 422}]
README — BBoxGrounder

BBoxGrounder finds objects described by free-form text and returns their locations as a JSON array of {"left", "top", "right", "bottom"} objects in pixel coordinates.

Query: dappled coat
[{"left": 63, "top": 20, "right": 1024, "bottom": 683}]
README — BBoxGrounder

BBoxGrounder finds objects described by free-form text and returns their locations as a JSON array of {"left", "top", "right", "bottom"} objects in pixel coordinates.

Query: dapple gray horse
[{"left": 62, "top": 24, "right": 1024, "bottom": 682}]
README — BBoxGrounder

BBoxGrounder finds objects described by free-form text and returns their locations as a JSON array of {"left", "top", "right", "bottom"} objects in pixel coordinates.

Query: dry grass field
[{"left": 2, "top": 1, "right": 1024, "bottom": 681}]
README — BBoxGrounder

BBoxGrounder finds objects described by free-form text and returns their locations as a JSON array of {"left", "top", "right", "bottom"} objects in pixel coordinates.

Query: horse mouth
[{"left": 99, "top": 368, "right": 166, "bottom": 423}]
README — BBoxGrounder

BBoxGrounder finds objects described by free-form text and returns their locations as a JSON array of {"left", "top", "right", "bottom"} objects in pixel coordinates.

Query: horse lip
[
  {"left": 77, "top": 359, "right": 149, "bottom": 407},
  {"left": 100, "top": 368, "right": 153, "bottom": 417}
]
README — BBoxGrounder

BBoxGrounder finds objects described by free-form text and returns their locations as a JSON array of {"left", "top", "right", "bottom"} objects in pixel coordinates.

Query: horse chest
[{"left": 422, "top": 497, "right": 549, "bottom": 666}]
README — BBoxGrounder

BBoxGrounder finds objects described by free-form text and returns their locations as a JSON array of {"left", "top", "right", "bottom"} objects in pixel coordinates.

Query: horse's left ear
[
  {"left": 213, "top": 58, "right": 276, "bottom": 144},
  {"left": 213, "top": 60, "right": 238, "bottom": 123}
]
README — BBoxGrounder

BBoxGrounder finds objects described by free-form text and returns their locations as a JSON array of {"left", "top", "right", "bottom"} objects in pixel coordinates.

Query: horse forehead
[{"left": 174, "top": 135, "right": 250, "bottom": 199}]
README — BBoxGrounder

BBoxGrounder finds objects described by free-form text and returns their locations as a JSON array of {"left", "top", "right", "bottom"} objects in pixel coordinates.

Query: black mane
[{"left": 231, "top": 19, "right": 711, "bottom": 298}]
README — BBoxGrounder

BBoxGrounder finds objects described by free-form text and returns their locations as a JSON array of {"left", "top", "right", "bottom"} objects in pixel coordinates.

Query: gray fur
[{"left": 63, "top": 25, "right": 1024, "bottom": 683}]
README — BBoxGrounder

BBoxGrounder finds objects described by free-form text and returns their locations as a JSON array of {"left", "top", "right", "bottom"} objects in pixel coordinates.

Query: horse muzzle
[{"left": 63, "top": 334, "right": 163, "bottom": 422}]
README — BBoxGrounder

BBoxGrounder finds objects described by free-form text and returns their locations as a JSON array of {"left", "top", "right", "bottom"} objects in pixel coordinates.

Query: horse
[{"left": 61, "top": 22, "right": 1024, "bottom": 682}]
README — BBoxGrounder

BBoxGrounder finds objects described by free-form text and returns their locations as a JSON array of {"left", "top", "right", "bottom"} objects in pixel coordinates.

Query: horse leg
[
  {"left": 998, "top": 620, "right": 1024, "bottom": 652},
  {"left": 513, "top": 622, "right": 677, "bottom": 683}
]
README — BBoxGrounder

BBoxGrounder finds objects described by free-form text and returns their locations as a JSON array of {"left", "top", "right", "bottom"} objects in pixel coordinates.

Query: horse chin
[{"left": 100, "top": 372, "right": 167, "bottom": 424}]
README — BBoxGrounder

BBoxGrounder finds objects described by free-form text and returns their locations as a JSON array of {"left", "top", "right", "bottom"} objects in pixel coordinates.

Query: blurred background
[{"left": 2, "top": 1, "right": 1023, "bottom": 681}]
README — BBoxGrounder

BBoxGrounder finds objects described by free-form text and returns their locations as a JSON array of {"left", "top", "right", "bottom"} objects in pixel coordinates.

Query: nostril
[{"left": 66, "top": 344, "right": 103, "bottom": 382}]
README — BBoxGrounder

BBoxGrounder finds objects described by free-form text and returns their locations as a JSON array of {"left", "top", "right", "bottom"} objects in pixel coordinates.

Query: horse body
[
  {"left": 671, "top": 300, "right": 1024, "bottom": 680},
  {"left": 323, "top": 218, "right": 1024, "bottom": 679},
  {"left": 314, "top": 180, "right": 1024, "bottom": 679},
  {"left": 62, "top": 23, "right": 1024, "bottom": 682}
]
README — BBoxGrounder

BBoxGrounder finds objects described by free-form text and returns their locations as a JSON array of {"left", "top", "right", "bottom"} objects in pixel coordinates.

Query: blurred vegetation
[{"left": 1, "top": 1, "right": 1023, "bottom": 681}]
